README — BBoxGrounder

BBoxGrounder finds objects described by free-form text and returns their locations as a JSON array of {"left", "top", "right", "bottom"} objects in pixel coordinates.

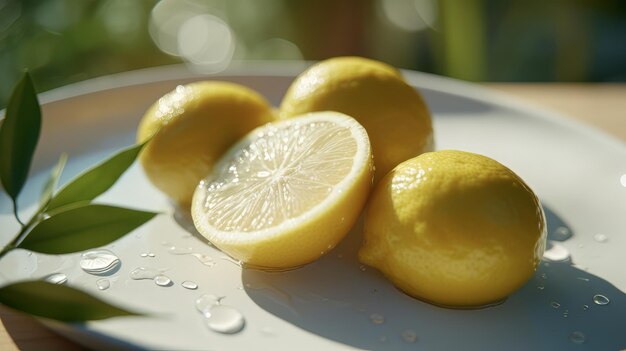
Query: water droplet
[
  {"left": 553, "top": 226, "right": 572, "bottom": 240},
  {"left": 593, "top": 233, "right": 608, "bottom": 243},
  {"left": 369, "top": 313, "right": 385, "bottom": 324},
  {"left": 593, "top": 294, "right": 609, "bottom": 305},
  {"left": 620, "top": 174, "right": 626, "bottom": 187},
  {"left": 562, "top": 309, "right": 569, "bottom": 318},
  {"left": 260, "top": 326, "right": 275, "bottom": 336},
  {"left": 182, "top": 281, "right": 198, "bottom": 290},
  {"left": 540, "top": 273, "right": 547, "bottom": 279},
  {"left": 148, "top": 252, "right": 155, "bottom": 257},
  {"left": 359, "top": 265, "right": 367, "bottom": 271},
  {"left": 191, "top": 253, "right": 215, "bottom": 267},
  {"left": 582, "top": 304, "right": 589, "bottom": 310},
  {"left": 551, "top": 301, "right": 561, "bottom": 308},
  {"left": 537, "top": 285, "right": 545, "bottom": 290},
  {"left": 401, "top": 330, "right": 417, "bottom": 343},
  {"left": 168, "top": 246, "right": 193, "bottom": 255},
  {"left": 96, "top": 278, "right": 110, "bottom": 290},
  {"left": 154, "top": 275, "right": 172, "bottom": 287},
  {"left": 130, "top": 267, "right": 160, "bottom": 280},
  {"left": 79, "top": 249, "right": 120, "bottom": 275},
  {"left": 204, "top": 305, "right": 245, "bottom": 334},
  {"left": 140, "top": 253, "right": 148, "bottom": 257},
  {"left": 577, "top": 277, "right": 590, "bottom": 282},
  {"left": 543, "top": 242, "right": 570, "bottom": 262},
  {"left": 569, "top": 331, "right": 586, "bottom": 344},
  {"left": 44, "top": 273, "right": 67, "bottom": 285},
  {"left": 196, "top": 294, "right": 223, "bottom": 314}
]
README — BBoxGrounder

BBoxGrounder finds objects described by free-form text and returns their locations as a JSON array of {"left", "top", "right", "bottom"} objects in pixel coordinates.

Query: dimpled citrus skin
[
  {"left": 359, "top": 150, "right": 547, "bottom": 308},
  {"left": 137, "top": 81, "right": 275, "bottom": 206},
  {"left": 279, "top": 56, "right": 433, "bottom": 181}
]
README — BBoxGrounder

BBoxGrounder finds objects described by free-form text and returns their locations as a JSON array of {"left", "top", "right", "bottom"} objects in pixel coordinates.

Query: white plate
[{"left": 1, "top": 63, "right": 625, "bottom": 351}]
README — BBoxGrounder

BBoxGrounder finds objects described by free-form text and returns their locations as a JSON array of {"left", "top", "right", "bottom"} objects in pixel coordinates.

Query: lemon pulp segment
[{"left": 192, "top": 112, "right": 373, "bottom": 269}]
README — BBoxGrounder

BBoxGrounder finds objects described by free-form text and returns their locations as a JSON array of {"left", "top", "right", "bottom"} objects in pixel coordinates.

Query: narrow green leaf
[
  {"left": 0, "top": 72, "right": 41, "bottom": 200},
  {"left": 18, "top": 203, "right": 157, "bottom": 254},
  {"left": 47, "top": 143, "right": 145, "bottom": 211},
  {"left": 0, "top": 281, "right": 138, "bottom": 322},
  {"left": 39, "top": 153, "right": 67, "bottom": 207}
]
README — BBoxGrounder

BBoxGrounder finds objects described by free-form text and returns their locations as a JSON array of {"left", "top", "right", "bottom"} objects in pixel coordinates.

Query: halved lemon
[{"left": 191, "top": 111, "right": 373, "bottom": 269}]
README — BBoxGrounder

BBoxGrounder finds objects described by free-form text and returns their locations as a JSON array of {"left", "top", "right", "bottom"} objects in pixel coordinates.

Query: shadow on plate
[{"left": 241, "top": 205, "right": 626, "bottom": 351}]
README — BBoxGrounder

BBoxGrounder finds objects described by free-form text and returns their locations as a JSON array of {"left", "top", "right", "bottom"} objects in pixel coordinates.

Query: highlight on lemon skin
[
  {"left": 359, "top": 150, "right": 547, "bottom": 308},
  {"left": 279, "top": 56, "right": 434, "bottom": 182},
  {"left": 191, "top": 111, "right": 374, "bottom": 270},
  {"left": 136, "top": 81, "right": 275, "bottom": 206}
]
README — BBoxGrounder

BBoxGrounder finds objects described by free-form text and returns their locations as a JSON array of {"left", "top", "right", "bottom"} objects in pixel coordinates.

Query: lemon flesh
[
  {"left": 192, "top": 112, "right": 373, "bottom": 269},
  {"left": 137, "top": 81, "right": 275, "bottom": 206},
  {"left": 359, "top": 150, "right": 547, "bottom": 308},
  {"left": 279, "top": 56, "right": 433, "bottom": 181}
]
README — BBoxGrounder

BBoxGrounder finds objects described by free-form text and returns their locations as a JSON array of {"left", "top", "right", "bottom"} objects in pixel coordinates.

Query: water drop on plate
[
  {"left": 191, "top": 253, "right": 215, "bottom": 267},
  {"left": 204, "top": 305, "right": 245, "bottom": 334},
  {"left": 401, "top": 330, "right": 417, "bottom": 343},
  {"left": 551, "top": 301, "right": 560, "bottom": 308},
  {"left": 553, "top": 226, "right": 572, "bottom": 240},
  {"left": 196, "top": 294, "right": 223, "bottom": 313},
  {"left": 140, "top": 253, "right": 148, "bottom": 258},
  {"left": 168, "top": 246, "right": 193, "bottom": 255},
  {"left": 543, "top": 242, "right": 570, "bottom": 262},
  {"left": 44, "top": 273, "right": 67, "bottom": 285},
  {"left": 593, "top": 294, "right": 609, "bottom": 305},
  {"left": 359, "top": 265, "right": 367, "bottom": 272},
  {"left": 369, "top": 313, "right": 385, "bottom": 324},
  {"left": 79, "top": 249, "right": 120, "bottom": 275},
  {"left": 182, "top": 281, "right": 198, "bottom": 290},
  {"left": 582, "top": 304, "right": 589, "bottom": 310},
  {"left": 569, "top": 331, "right": 586, "bottom": 344},
  {"left": 130, "top": 267, "right": 160, "bottom": 280},
  {"left": 97, "top": 278, "right": 110, "bottom": 290},
  {"left": 154, "top": 274, "right": 172, "bottom": 287},
  {"left": 593, "top": 233, "right": 608, "bottom": 243}
]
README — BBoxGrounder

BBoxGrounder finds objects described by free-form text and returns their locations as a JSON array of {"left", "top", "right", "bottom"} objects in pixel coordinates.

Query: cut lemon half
[{"left": 191, "top": 111, "right": 373, "bottom": 269}]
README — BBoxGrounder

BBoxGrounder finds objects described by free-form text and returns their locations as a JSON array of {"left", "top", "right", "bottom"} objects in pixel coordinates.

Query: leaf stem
[
  {"left": 11, "top": 199, "right": 24, "bottom": 227},
  {"left": 0, "top": 204, "right": 44, "bottom": 260}
]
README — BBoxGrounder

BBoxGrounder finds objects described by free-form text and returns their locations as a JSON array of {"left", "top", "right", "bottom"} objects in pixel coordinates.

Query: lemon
[
  {"left": 359, "top": 150, "right": 546, "bottom": 308},
  {"left": 137, "top": 81, "right": 275, "bottom": 205},
  {"left": 279, "top": 56, "right": 433, "bottom": 181},
  {"left": 191, "top": 111, "right": 373, "bottom": 269}
]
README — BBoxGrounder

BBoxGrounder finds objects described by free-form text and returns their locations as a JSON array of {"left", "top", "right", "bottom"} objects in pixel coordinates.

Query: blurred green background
[{"left": 1, "top": 0, "right": 625, "bottom": 108}]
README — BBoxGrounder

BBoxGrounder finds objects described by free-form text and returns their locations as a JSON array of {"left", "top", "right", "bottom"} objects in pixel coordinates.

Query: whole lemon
[
  {"left": 359, "top": 150, "right": 547, "bottom": 308},
  {"left": 137, "top": 81, "right": 275, "bottom": 205},
  {"left": 279, "top": 56, "right": 433, "bottom": 181}
]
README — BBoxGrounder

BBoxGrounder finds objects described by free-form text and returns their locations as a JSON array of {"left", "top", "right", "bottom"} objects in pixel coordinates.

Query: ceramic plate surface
[{"left": 1, "top": 63, "right": 625, "bottom": 351}]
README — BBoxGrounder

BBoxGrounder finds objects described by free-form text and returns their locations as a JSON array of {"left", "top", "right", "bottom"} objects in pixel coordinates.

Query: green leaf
[
  {"left": 39, "top": 153, "right": 67, "bottom": 207},
  {"left": 18, "top": 203, "right": 157, "bottom": 254},
  {"left": 47, "top": 143, "right": 145, "bottom": 211},
  {"left": 0, "top": 280, "right": 138, "bottom": 322},
  {"left": 0, "top": 72, "right": 41, "bottom": 201}
]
